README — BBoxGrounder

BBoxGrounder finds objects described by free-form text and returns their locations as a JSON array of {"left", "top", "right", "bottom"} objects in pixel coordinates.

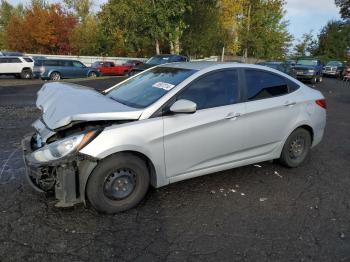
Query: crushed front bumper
[{"left": 22, "top": 134, "right": 98, "bottom": 207}]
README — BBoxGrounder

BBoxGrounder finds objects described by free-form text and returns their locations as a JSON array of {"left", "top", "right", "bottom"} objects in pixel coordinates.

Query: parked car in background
[
  {"left": 257, "top": 61, "right": 295, "bottom": 76},
  {"left": 131, "top": 54, "right": 189, "bottom": 75},
  {"left": 123, "top": 59, "right": 143, "bottom": 67},
  {"left": 0, "top": 51, "right": 24, "bottom": 56},
  {"left": 22, "top": 62, "right": 326, "bottom": 214},
  {"left": 322, "top": 61, "right": 345, "bottom": 78},
  {"left": 293, "top": 58, "right": 323, "bottom": 84},
  {"left": 91, "top": 61, "right": 133, "bottom": 76},
  {"left": 33, "top": 59, "right": 100, "bottom": 80},
  {"left": 0, "top": 56, "right": 34, "bottom": 79},
  {"left": 342, "top": 65, "right": 350, "bottom": 81}
]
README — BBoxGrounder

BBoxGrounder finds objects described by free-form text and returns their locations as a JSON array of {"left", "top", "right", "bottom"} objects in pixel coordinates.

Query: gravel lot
[{"left": 0, "top": 77, "right": 349, "bottom": 261}]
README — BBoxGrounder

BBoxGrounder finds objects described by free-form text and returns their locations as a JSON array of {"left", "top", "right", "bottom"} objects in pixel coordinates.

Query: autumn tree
[{"left": 5, "top": 2, "right": 77, "bottom": 54}]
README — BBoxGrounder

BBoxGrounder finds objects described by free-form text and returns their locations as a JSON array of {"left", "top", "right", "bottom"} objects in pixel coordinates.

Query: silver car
[{"left": 22, "top": 62, "right": 327, "bottom": 213}]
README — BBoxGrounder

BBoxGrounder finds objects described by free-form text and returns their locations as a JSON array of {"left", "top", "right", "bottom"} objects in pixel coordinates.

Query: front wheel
[
  {"left": 49, "top": 72, "right": 61, "bottom": 81},
  {"left": 88, "top": 71, "right": 97, "bottom": 78},
  {"left": 86, "top": 153, "right": 150, "bottom": 214},
  {"left": 317, "top": 75, "right": 323, "bottom": 83},
  {"left": 310, "top": 76, "right": 317, "bottom": 84},
  {"left": 278, "top": 128, "right": 312, "bottom": 168}
]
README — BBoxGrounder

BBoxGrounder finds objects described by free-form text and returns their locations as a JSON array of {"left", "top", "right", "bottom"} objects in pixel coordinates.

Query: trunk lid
[{"left": 36, "top": 82, "right": 143, "bottom": 130}]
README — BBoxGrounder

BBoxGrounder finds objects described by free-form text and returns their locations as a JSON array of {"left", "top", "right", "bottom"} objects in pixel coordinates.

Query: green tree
[
  {"left": 294, "top": 32, "right": 317, "bottom": 57},
  {"left": 64, "top": 0, "right": 92, "bottom": 22},
  {"left": 313, "top": 20, "right": 350, "bottom": 61},
  {"left": 181, "top": 0, "right": 223, "bottom": 58},
  {"left": 239, "top": 0, "right": 292, "bottom": 60},
  {"left": 335, "top": 0, "right": 350, "bottom": 20},
  {"left": 70, "top": 15, "right": 102, "bottom": 55}
]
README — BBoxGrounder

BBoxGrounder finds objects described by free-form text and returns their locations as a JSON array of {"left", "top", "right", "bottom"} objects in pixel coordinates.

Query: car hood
[
  {"left": 294, "top": 65, "right": 316, "bottom": 70},
  {"left": 36, "top": 82, "right": 143, "bottom": 130}
]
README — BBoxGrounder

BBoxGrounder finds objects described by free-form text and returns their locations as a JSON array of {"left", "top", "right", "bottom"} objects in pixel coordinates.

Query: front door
[{"left": 163, "top": 69, "right": 247, "bottom": 178}]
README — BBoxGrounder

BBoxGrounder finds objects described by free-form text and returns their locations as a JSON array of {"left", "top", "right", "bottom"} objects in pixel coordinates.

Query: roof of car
[{"left": 159, "top": 61, "right": 242, "bottom": 70}]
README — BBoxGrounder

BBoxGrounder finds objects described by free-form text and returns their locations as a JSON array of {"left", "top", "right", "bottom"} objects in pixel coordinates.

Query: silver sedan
[{"left": 22, "top": 62, "right": 327, "bottom": 213}]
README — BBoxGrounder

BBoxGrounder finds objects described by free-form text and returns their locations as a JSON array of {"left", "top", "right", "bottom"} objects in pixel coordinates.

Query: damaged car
[{"left": 22, "top": 62, "right": 327, "bottom": 214}]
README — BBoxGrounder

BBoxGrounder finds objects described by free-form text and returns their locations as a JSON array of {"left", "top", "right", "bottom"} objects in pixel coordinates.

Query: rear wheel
[
  {"left": 86, "top": 153, "right": 150, "bottom": 214},
  {"left": 49, "top": 72, "right": 61, "bottom": 81},
  {"left": 278, "top": 128, "right": 311, "bottom": 168},
  {"left": 20, "top": 69, "right": 32, "bottom": 79}
]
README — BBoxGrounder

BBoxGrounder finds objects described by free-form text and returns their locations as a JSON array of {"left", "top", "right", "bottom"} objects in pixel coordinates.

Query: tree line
[
  {"left": 0, "top": 0, "right": 291, "bottom": 59},
  {"left": 294, "top": 0, "right": 350, "bottom": 62}
]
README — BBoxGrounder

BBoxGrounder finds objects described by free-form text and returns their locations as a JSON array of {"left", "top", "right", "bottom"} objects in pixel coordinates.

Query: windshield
[
  {"left": 107, "top": 67, "right": 196, "bottom": 108},
  {"left": 263, "top": 63, "right": 281, "bottom": 70},
  {"left": 146, "top": 56, "right": 171, "bottom": 65},
  {"left": 92, "top": 61, "right": 103, "bottom": 67},
  {"left": 297, "top": 59, "right": 318, "bottom": 66},
  {"left": 327, "top": 61, "right": 342, "bottom": 67}
]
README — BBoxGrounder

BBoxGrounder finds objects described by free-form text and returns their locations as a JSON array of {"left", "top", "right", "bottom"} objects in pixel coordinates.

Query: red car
[{"left": 92, "top": 61, "right": 133, "bottom": 76}]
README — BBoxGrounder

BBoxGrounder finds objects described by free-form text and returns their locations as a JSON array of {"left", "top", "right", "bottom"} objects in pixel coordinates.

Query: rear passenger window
[
  {"left": 177, "top": 70, "right": 239, "bottom": 110},
  {"left": 245, "top": 70, "right": 298, "bottom": 101},
  {"left": 23, "top": 58, "right": 33, "bottom": 62},
  {"left": 8, "top": 58, "right": 21, "bottom": 63},
  {"left": 44, "top": 60, "right": 59, "bottom": 66}
]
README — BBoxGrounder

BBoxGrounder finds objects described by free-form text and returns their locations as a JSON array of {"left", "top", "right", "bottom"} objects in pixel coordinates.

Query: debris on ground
[
  {"left": 259, "top": 197, "right": 268, "bottom": 202},
  {"left": 210, "top": 190, "right": 216, "bottom": 194},
  {"left": 339, "top": 232, "right": 346, "bottom": 240},
  {"left": 274, "top": 171, "right": 283, "bottom": 178},
  {"left": 240, "top": 193, "right": 245, "bottom": 196},
  {"left": 254, "top": 164, "right": 262, "bottom": 168},
  {"left": 229, "top": 189, "right": 236, "bottom": 193}
]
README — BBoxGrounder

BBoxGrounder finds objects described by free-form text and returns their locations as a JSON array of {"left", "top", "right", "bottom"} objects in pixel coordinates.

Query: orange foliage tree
[{"left": 5, "top": 3, "right": 77, "bottom": 54}]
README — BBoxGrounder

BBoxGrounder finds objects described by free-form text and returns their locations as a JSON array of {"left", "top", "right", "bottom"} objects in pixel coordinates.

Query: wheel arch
[{"left": 81, "top": 150, "right": 159, "bottom": 205}]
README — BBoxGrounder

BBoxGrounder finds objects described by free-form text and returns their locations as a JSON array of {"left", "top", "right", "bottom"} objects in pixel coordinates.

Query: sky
[{"left": 7, "top": 0, "right": 341, "bottom": 41}]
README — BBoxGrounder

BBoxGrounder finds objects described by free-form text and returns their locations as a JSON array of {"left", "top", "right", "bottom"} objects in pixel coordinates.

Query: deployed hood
[{"left": 36, "top": 82, "right": 143, "bottom": 130}]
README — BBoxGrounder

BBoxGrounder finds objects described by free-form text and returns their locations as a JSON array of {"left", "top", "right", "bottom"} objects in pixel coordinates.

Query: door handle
[
  {"left": 225, "top": 112, "right": 241, "bottom": 120},
  {"left": 284, "top": 101, "right": 296, "bottom": 107}
]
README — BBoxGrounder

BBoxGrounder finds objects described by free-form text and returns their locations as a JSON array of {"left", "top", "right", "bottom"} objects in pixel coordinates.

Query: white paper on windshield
[{"left": 152, "top": 82, "right": 175, "bottom": 91}]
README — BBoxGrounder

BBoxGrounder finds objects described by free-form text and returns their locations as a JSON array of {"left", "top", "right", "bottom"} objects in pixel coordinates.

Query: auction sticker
[{"left": 152, "top": 82, "right": 175, "bottom": 91}]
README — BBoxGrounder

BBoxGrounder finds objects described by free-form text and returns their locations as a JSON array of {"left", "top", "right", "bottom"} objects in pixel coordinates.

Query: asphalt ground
[{"left": 0, "top": 77, "right": 349, "bottom": 261}]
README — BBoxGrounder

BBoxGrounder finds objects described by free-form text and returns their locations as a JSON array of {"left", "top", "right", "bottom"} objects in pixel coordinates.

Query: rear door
[
  {"left": 241, "top": 69, "right": 301, "bottom": 157},
  {"left": 7, "top": 57, "right": 22, "bottom": 73},
  {"left": 163, "top": 69, "right": 247, "bottom": 178}
]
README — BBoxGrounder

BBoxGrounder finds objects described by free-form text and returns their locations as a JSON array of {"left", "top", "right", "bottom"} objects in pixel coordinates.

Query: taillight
[{"left": 315, "top": 99, "right": 327, "bottom": 109}]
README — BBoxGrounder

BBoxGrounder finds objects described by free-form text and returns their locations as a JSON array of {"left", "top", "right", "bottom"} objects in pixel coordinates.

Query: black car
[
  {"left": 322, "top": 61, "right": 345, "bottom": 78},
  {"left": 131, "top": 54, "right": 189, "bottom": 75}
]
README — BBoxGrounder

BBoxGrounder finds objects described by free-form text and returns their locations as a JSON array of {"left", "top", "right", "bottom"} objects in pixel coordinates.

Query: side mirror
[{"left": 170, "top": 99, "right": 197, "bottom": 114}]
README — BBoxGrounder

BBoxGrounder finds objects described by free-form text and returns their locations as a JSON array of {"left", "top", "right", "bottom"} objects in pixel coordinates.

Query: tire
[
  {"left": 20, "top": 69, "right": 32, "bottom": 79},
  {"left": 310, "top": 76, "right": 317, "bottom": 84},
  {"left": 49, "top": 72, "right": 61, "bottom": 81},
  {"left": 86, "top": 153, "right": 150, "bottom": 214},
  {"left": 278, "top": 128, "right": 312, "bottom": 168},
  {"left": 88, "top": 71, "right": 97, "bottom": 78},
  {"left": 317, "top": 75, "right": 323, "bottom": 83}
]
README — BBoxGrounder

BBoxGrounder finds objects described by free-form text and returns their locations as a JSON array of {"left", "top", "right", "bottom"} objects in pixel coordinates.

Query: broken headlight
[{"left": 32, "top": 130, "right": 97, "bottom": 163}]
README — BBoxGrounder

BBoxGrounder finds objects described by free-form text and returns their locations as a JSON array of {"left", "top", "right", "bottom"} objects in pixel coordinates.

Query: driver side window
[{"left": 176, "top": 70, "right": 239, "bottom": 110}]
